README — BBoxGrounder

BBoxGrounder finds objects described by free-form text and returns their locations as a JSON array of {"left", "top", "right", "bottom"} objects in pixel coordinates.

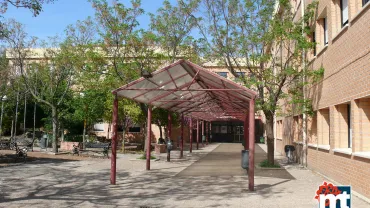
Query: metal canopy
[{"left": 112, "top": 60, "right": 257, "bottom": 121}]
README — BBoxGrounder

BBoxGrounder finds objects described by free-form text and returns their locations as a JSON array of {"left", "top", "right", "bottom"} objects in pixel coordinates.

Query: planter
[
  {"left": 155, "top": 144, "right": 166, "bottom": 154},
  {"left": 60, "top": 141, "right": 80, "bottom": 151}
]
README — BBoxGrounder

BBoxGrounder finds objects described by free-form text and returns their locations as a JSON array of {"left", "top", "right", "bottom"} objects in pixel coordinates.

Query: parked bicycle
[
  {"left": 72, "top": 144, "right": 80, "bottom": 156},
  {"left": 284, "top": 145, "right": 295, "bottom": 163},
  {"left": 15, "top": 143, "right": 28, "bottom": 162}
]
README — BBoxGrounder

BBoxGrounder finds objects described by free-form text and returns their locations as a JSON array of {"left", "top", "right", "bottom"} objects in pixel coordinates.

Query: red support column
[
  {"left": 209, "top": 122, "right": 212, "bottom": 143},
  {"left": 168, "top": 113, "right": 172, "bottom": 139},
  {"left": 202, "top": 121, "right": 205, "bottom": 147},
  {"left": 244, "top": 113, "right": 249, "bottom": 150},
  {"left": 189, "top": 117, "right": 193, "bottom": 153},
  {"left": 146, "top": 106, "right": 152, "bottom": 170},
  {"left": 180, "top": 113, "right": 184, "bottom": 158},
  {"left": 248, "top": 99, "right": 255, "bottom": 191},
  {"left": 196, "top": 120, "right": 199, "bottom": 150},
  {"left": 205, "top": 121, "right": 209, "bottom": 145},
  {"left": 110, "top": 95, "right": 118, "bottom": 185}
]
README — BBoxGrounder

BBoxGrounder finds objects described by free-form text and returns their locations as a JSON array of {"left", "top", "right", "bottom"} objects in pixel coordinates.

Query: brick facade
[{"left": 276, "top": 0, "right": 370, "bottom": 200}]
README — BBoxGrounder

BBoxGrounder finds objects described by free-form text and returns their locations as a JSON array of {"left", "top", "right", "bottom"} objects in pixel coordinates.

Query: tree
[
  {"left": 0, "top": 0, "right": 56, "bottom": 16},
  {"left": 150, "top": 0, "right": 200, "bottom": 63},
  {"left": 90, "top": 0, "right": 171, "bottom": 153},
  {"left": 0, "top": 0, "right": 56, "bottom": 38},
  {"left": 3, "top": 19, "right": 76, "bottom": 152},
  {"left": 188, "top": 0, "right": 319, "bottom": 164}
]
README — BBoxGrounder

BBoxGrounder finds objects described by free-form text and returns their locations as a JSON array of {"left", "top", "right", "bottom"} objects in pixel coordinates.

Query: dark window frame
[
  {"left": 323, "top": 17, "right": 328, "bottom": 45},
  {"left": 216, "top": 72, "right": 228, "bottom": 78},
  {"left": 340, "top": 0, "right": 349, "bottom": 27},
  {"left": 313, "top": 31, "right": 316, "bottom": 56},
  {"left": 347, "top": 104, "right": 352, "bottom": 148},
  {"left": 128, "top": 127, "right": 141, "bottom": 133},
  {"left": 364, "top": 0, "right": 370, "bottom": 7}
]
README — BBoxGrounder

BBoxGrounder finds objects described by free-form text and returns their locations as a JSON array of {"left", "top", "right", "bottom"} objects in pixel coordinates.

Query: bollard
[{"left": 166, "top": 139, "right": 173, "bottom": 162}]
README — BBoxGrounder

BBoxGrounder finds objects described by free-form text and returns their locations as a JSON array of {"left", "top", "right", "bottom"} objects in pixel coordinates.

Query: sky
[{"left": 3, "top": 0, "right": 177, "bottom": 40}]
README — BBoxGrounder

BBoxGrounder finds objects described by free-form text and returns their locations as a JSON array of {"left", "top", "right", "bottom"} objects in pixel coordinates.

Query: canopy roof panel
[{"left": 112, "top": 60, "right": 257, "bottom": 121}]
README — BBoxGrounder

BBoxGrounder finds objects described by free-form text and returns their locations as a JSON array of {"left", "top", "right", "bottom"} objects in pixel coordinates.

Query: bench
[
  {"left": 10, "top": 136, "right": 37, "bottom": 150},
  {"left": 79, "top": 142, "right": 111, "bottom": 158}
]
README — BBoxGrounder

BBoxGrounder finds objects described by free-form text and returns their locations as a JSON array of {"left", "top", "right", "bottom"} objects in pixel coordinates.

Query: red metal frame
[
  {"left": 110, "top": 95, "right": 118, "bottom": 185},
  {"left": 112, "top": 60, "right": 257, "bottom": 121},
  {"left": 244, "top": 113, "right": 249, "bottom": 150},
  {"left": 248, "top": 99, "right": 255, "bottom": 191},
  {"left": 196, "top": 120, "right": 199, "bottom": 150},
  {"left": 110, "top": 60, "right": 257, "bottom": 190},
  {"left": 146, "top": 106, "right": 152, "bottom": 170},
  {"left": 202, "top": 121, "right": 205, "bottom": 147},
  {"left": 189, "top": 117, "right": 193, "bottom": 153},
  {"left": 180, "top": 113, "right": 184, "bottom": 158}
]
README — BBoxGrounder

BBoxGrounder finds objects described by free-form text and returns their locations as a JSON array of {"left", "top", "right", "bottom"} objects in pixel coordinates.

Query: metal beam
[
  {"left": 189, "top": 117, "right": 193, "bottom": 153},
  {"left": 124, "top": 88, "right": 250, "bottom": 91},
  {"left": 248, "top": 99, "right": 255, "bottom": 191},
  {"left": 110, "top": 95, "right": 118, "bottom": 185},
  {"left": 196, "top": 120, "right": 199, "bottom": 150},
  {"left": 146, "top": 106, "right": 152, "bottom": 170},
  {"left": 180, "top": 113, "right": 184, "bottom": 158}
]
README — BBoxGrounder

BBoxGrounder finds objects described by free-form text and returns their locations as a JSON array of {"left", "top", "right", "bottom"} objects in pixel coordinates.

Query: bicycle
[
  {"left": 284, "top": 145, "right": 295, "bottom": 164},
  {"left": 15, "top": 143, "right": 28, "bottom": 163},
  {"left": 72, "top": 144, "right": 80, "bottom": 156}
]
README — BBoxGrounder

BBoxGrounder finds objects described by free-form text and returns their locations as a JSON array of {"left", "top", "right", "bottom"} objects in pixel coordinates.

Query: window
[
  {"left": 216, "top": 72, "right": 228, "bottom": 78},
  {"left": 341, "top": 0, "right": 349, "bottom": 26},
  {"left": 313, "top": 32, "right": 316, "bottom": 54},
  {"left": 352, "top": 99, "right": 370, "bottom": 152},
  {"left": 128, "top": 127, "right": 141, "bottom": 133},
  {"left": 93, "top": 123, "right": 105, "bottom": 132},
  {"left": 324, "top": 17, "right": 328, "bottom": 45},
  {"left": 333, "top": 104, "right": 350, "bottom": 148},
  {"left": 235, "top": 72, "right": 245, "bottom": 77},
  {"left": 318, "top": 109, "right": 330, "bottom": 146},
  {"left": 364, "top": 0, "right": 370, "bottom": 6},
  {"left": 347, "top": 104, "right": 352, "bottom": 148}
]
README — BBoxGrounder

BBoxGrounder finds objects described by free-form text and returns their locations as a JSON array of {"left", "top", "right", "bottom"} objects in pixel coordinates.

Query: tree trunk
[
  {"left": 51, "top": 106, "right": 58, "bottom": 153},
  {"left": 0, "top": 99, "right": 4, "bottom": 138},
  {"left": 143, "top": 122, "right": 148, "bottom": 155},
  {"left": 107, "top": 121, "right": 111, "bottom": 140},
  {"left": 11, "top": 119, "right": 14, "bottom": 138},
  {"left": 159, "top": 125, "right": 163, "bottom": 139},
  {"left": 32, "top": 101, "right": 36, "bottom": 151},
  {"left": 14, "top": 91, "right": 19, "bottom": 136},
  {"left": 24, "top": 95, "right": 26, "bottom": 133},
  {"left": 82, "top": 119, "right": 86, "bottom": 149},
  {"left": 61, "top": 123, "right": 64, "bottom": 142},
  {"left": 266, "top": 117, "right": 275, "bottom": 164}
]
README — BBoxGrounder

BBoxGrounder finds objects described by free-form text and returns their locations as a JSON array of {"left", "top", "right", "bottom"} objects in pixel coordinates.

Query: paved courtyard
[{"left": 0, "top": 143, "right": 369, "bottom": 207}]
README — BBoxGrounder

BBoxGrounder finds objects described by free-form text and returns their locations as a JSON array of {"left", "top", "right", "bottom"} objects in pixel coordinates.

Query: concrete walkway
[
  {"left": 0, "top": 143, "right": 369, "bottom": 207},
  {"left": 177, "top": 143, "right": 246, "bottom": 176}
]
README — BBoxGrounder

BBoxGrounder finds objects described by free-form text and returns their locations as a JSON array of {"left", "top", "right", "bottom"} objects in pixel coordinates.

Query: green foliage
[
  {"left": 150, "top": 0, "right": 200, "bottom": 63},
  {"left": 259, "top": 159, "right": 281, "bottom": 168},
  {"left": 0, "top": 0, "right": 56, "bottom": 17},
  {"left": 137, "top": 155, "right": 156, "bottom": 160}
]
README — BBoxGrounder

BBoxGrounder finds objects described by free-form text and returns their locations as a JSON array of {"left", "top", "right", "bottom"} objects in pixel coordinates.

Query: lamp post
[
  {"left": 0, "top": 95, "right": 7, "bottom": 138},
  {"left": 80, "top": 92, "right": 87, "bottom": 150}
]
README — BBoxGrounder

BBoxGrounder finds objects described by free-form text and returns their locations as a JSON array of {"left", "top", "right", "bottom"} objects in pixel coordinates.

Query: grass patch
[
  {"left": 259, "top": 159, "right": 281, "bottom": 168},
  {"left": 137, "top": 155, "right": 156, "bottom": 160}
]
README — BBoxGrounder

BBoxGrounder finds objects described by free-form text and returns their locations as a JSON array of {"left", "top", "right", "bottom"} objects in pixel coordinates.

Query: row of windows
[
  {"left": 276, "top": 98, "right": 370, "bottom": 153},
  {"left": 311, "top": 0, "right": 369, "bottom": 57},
  {"left": 216, "top": 72, "right": 245, "bottom": 78}
]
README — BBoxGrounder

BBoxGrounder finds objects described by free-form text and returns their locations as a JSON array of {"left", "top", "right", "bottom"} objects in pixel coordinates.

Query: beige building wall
[{"left": 276, "top": 0, "right": 370, "bottom": 199}]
